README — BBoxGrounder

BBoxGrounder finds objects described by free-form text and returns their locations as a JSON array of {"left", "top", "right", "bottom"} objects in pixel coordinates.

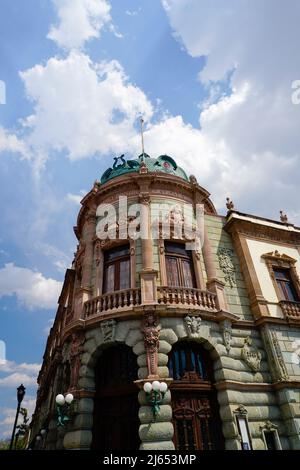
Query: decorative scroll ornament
[
  {"left": 69, "top": 331, "right": 85, "bottom": 390},
  {"left": 184, "top": 315, "right": 202, "bottom": 337},
  {"left": 270, "top": 330, "right": 289, "bottom": 381},
  {"left": 221, "top": 320, "right": 232, "bottom": 353},
  {"left": 217, "top": 248, "right": 236, "bottom": 288},
  {"left": 101, "top": 319, "right": 116, "bottom": 343},
  {"left": 241, "top": 337, "right": 262, "bottom": 372},
  {"left": 260, "top": 327, "right": 289, "bottom": 382},
  {"left": 142, "top": 312, "right": 160, "bottom": 378}
]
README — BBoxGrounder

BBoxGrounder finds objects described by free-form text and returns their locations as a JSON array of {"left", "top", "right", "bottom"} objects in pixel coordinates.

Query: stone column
[
  {"left": 93, "top": 239, "right": 103, "bottom": 297},
  {"left": 139, "top": 193, "right": 157, "bottom": 304},
  {"left": 74, "top": 212, "right": 96, "bottom": 319}
]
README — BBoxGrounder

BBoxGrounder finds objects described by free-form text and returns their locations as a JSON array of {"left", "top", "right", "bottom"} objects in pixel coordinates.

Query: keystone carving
[
  {"left": 184, "top": 315, "right": 202, "bottom": 337},
  {"left": 101, "top": 319, "right": 116, "bottom": 343}
]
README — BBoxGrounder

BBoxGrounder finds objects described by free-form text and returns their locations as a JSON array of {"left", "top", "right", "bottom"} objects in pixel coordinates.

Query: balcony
[
  {"left": 279, "top": 300, "right": 300, "bottom": 321},
  {"left": 84, "top": 288, "right": 142, "bottom": 318},
  {"left": 157, "top": 286, "right": 217, "bottom": 311},
  {"left": 84, "top": 286, "right": 218, "bottom": 320}
]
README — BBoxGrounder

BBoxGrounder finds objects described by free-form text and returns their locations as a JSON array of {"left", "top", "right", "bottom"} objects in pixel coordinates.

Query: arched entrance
[
  {"left": 168, "top": 341, "right": 224, "bottom": 450},
  {"left": 91, "top": 344, "right": 140, "bottom": 450}
]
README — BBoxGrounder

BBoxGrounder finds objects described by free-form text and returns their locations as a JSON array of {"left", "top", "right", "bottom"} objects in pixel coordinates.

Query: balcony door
[
  {"left": 103, "top": 245, "right": 130, "bottom": 293},
  {"left": 165, "top": 242, "right": 196, "bottom": 288},
  {"left": 92, "top": 344, "right": 140, "bottom": 450},
  {"left": 168, "top": 341, "right": 224, "bottom": 450}
]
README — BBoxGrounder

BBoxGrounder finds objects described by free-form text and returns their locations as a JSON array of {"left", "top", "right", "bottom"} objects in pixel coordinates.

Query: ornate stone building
[{"left": 30, "top": 153, "right": 300, "bottom": 450}]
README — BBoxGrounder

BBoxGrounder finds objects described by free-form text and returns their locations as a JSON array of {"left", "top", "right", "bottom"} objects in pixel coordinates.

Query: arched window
[
  {"left": 92, "top": 344, "right": 139, "bottom": 450},
  {"left": 103, "top": 244, "right": 130, "bottom": 293},
  {"left": 165, "top": 242, "right": 196, "bottom": 288},
  {"left": 168, "top": 341, "right": 224, "bottom": 451}
]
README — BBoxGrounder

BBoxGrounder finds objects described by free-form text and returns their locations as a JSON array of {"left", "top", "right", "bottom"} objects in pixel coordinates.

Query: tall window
[
  {"left": 273, "top": 268, "right": 299, "bottom": 301},
  {"left": 103, "top": 245, "right": 130, "bottom": 293},
  {"left": 165, "top": 242, "right": 196, "bottom": 288}
]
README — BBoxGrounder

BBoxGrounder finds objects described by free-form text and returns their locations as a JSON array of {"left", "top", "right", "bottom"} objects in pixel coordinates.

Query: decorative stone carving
[
  {"left": 260, "top": 327, "right": 288, "bottom": 382},
  {"left": 217, "top": 248, "right": 236, "bottom": 288},
  {"left": 70, "top": 331, "right": 85, "bottom": 390},
  {"left": 94, "top": 239, "right": 102, "bottom": 266},
  {"left": 226, "top": 197, "right": 235, "bottom": 211},
  {"left": 270, "top": 331, "right": 289, "bottom": 380},
  {"left": 141, "top": 312, "right": 160, "bottom": 378},
  {"left": 101, "top": 319, "right": 116, "bottom": 343},
  {"left": 189, "top": 175, "right": 198, "bottom": 185},
  {"left": 280, "top": 210, "right": 288, "bottom": 223},
  {"left": 184, "top": 315, "right": 202, "bottom": 337},
  {"left": 234, "top": 404, "right": 248, "bottom": 416},
  {"left": 221, "top": 320, "right": 232, "bottom": 353},
  {"left": 241, "top": 337, "right": 261, "bottom": 372}
]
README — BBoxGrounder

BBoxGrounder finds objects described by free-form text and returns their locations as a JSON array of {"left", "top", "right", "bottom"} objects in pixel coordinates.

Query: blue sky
[{"left": 0, "top": 0, "right": 300, "bottom": 438}]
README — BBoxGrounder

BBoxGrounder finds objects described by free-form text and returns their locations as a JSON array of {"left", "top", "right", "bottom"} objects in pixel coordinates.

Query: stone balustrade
[
  {"left": 157, "top": 286, "right": 217, "bottom": 311},
  {"left": 84, "top": 288, "right": 142, "bottom": 317},
  {"left": 280, "top": 300, "right": 300, "bottom": 321}
]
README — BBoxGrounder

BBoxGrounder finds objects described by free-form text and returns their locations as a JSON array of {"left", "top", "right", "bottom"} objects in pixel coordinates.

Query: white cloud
[
  {"left": 0, "top": 127, "right": 28, "bottom": 157},
  {"left": 48, "top": 0, "right": 111, "bottom": 50},
  {"left": 0, "top": 360, "right": 41, "bottom": 375},
  {"left": 67, "top": 192, "right": 85, "bottom": 205},
  {"left": 159, "top": 0, "right": 300, "bottom": 221},
  {"left": 0, "top": 263, "right": 62, "bottom": 310},
  {"left": 19, "top": 51, "right": 153, "bottom": 169},
  {"left": 0, "top": 373, "right": 37, "bottom": 387}
]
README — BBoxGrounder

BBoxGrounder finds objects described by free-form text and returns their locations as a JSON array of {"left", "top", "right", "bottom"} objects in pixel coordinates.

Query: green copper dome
[{"left": 100, "top": 154, "right": 189, "bottom": 184}]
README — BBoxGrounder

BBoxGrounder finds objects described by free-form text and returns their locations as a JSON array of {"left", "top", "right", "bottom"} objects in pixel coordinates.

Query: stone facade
[{"left": 29, "top": 154, "right": 300, "bottom": 451}]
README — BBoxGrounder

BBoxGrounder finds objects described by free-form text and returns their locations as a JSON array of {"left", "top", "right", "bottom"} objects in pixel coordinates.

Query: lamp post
[
  {"left": 55, "top": 393, "right": 74, "bottom": 427},
  {"left": 143, "top": 381, "right": 168, "bottom": 417},
  {"left": 9, "top": 384, "right": 26, "bottom": 450}
]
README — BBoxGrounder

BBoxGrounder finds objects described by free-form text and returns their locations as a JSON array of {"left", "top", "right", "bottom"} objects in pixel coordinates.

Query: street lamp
[
  {"left": 143, "top": 381, "right": 168, "bottom": 417},
  {"left": 9, "top": 384, "right": 26, "bottom": 450},
  {"left": 55, "top": 393, "right": 74, "bottom": 427}
]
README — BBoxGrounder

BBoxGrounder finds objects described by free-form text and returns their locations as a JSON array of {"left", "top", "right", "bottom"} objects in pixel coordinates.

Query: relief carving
[
  {"left": 101, "top": 319, "right": 116, "bottom": 343},
  {"left": 141, "top": 312, "right": 160, "bottom": 378},
  {"left": 217, "top": 247, "right": 236, "bottom": 288},
  {"left": 70, "top": 331, "right": 85, "bottom": 390},
  {"left": 221, "top": 320, "right": 232, "bottom": 353},
  {"left": 184, "top": 315, "right": 202, "bottom": 337},
  {"left": 241, "top": 336, "right": 262, "bottom": 372}
]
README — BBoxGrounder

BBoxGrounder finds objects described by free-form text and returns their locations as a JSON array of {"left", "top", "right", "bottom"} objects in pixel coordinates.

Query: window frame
[
  {"left": 103, "top": 244, "right": 131, "bottom": 293},
  {"left": 260, "top": 421, "right": 282, "bottom": 450},
  {"left": 164, "top": 241, "right": 197, "bottom": 288},
  {"left": 262, "top": 251, "right": 300, "bottom": 303}
]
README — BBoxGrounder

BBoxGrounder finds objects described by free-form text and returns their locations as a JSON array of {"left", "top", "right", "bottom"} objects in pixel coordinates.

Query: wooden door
[
  {"left": 92, "top": 345, "right": 140, "bottom": 450},
  {"left": 168, "top": 341, "right": 224, "bottom": 451}
]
